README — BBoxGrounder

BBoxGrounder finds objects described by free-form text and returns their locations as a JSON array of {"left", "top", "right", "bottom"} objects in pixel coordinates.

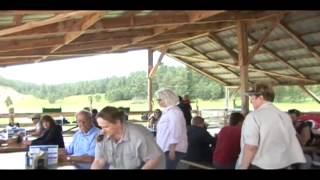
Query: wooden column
[
  {"left": 148, "top": 49, "right": 153, "bottom": 112},
  {"left": 237, "top": 21, "right": 249, "bottom": 115},
  {"left": 224, "top": 86, "right": 229, "bottom": 126}
]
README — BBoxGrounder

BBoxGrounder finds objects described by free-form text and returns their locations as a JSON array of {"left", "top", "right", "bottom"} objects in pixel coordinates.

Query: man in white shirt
[{"left": 236, "top": 83, "right": 306, "bottom": 169}]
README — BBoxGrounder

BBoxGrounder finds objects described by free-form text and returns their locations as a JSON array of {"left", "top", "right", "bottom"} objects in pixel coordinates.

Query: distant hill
[{"left": 0, "top": 85, "right": 25, "bottom": 103}]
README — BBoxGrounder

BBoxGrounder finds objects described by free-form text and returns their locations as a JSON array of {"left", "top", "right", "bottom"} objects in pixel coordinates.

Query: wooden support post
[
  {"left": 237, "top": 21, "right": 249, "bottom": 115},
  {"left": 299, "top": 85, "right": 320, "bottom": 104},
  {"left": 224, "top": 86, "right": 229, "bottom": 126},
  {"left": 148, "top": 49, "right": 153, "bottom": 112}
]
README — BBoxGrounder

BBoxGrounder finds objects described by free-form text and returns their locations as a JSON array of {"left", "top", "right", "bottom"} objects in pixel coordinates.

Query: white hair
[{"left": 155, "top": 88, "right": 179, "bottom": 107}]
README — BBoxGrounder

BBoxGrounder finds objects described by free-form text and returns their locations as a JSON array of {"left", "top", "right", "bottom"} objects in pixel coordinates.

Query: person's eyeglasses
[{"left": 156, "top": 99, "right": 162, "bottom": 102}]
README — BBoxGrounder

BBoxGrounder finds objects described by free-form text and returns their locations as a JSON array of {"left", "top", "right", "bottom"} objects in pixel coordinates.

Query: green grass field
[{"left": 2, "top": 93, "right": 320, "bottom": 113}]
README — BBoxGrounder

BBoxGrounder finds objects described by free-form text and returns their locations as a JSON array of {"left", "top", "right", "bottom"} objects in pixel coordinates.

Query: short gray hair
[
  {"left": 76, "top": 109, "right": 92, "bottom": 121},
  {"left": 155, "top": 88, "right": 179, "bottom": 107}
]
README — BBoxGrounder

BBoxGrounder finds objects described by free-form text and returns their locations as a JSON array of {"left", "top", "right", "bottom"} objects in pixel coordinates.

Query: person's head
[
  {"left": 76, "top": 109, "right": 93, "bottom": 133},
  {"left": 288, "top": 109, "right": 301, "bottom": 123},
  {"left": 96, "top": 106, "right": 125, "bottom": 138},
  {"left": 154, "top": 109, "right": 162, "bottom": 119},
  {"left": 245, "top": 83, "right": 275, "bottom": 110},
  {"left": 183, "top": 95, "right": 189, "bottom": 100},
  {"left": 192, "top": 116, "right": 205, "bottom": 128},
  {"left": 83, "top": 107, "right": 90, "bottom": 111},
  {"left": 155, "top": 88, "right": 179, "bottom": 108},
  {"left": 31, "top": 113, "right": 41, "bottom": 124},
  {"left": 229, "top": 112, "right": 245, "bottom": 126},
  {"left": 92, "top": 109, "right": 98, "bottom": 116},
  {"left": 41, "top": 115, "right": 56, "bottom": 129}
]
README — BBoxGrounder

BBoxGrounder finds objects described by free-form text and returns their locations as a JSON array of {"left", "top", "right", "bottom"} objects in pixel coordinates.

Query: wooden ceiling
[{"left": 0, "top": 11, "right": 320, "bottom": 86}]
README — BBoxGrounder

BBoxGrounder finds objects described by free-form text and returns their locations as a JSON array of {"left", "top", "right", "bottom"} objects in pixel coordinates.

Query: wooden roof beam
[
  {"left": 247, "top": 15, "right": 283, "bottom": 63},
  {"left": 167, "top": 54, "right": 230, "bottom": 86},
  {"left": 208, "top": 33, "right": 238, "bottom": 64},
  {"left": 0, "top": 11, "right": 94, "bottom": 37},
  {"left": 106, "top": 11, "right": 225, "bottom": 53},
  {"left": 181, "top": 42, "right": 242, "bottom": 80},
  {"left": 149, "top": 48, "right": 167, "bottom": 78},
  {"left": 247, "top": 34, "right": 307, "bottom": 78},
  {"left": 299, "top": 85, "right": 320, "bottom": 104},
  {"left": 168, "top": 53, "right": 317, "bottom": 83},
  {"left": 279, "top": 21, "right": 320, "bottom": 62},
  {"left": 208, "top": 33, "right": 280, "bottom": 84},
  {"left": 34, "top": 12, "right": 106, "bottom": 63}
]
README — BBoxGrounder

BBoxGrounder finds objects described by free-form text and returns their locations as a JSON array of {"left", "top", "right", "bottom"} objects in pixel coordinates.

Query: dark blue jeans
[{"left": 165, "top": 151, "right": 186, "bottom": 169}]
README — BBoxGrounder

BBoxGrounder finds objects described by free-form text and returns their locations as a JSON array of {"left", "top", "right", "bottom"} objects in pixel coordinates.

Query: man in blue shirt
[{"left": 59, "top": 110, "right": 100, "bottom": 166}]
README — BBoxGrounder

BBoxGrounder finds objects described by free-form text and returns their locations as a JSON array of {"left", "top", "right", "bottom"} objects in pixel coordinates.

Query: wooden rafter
[
  {"left": 106, "top": 11, "right": 225, "bottom": 53},
  {"left": 299, "top": 85, "right": 320, "bottom": 104},
  {"left": 0, "top": 11, "right": 94, "bottom": 37},
  {"left": 34, "top": 12, "right": 105, "bottom": 63},
  {"left": 149, "top": 48, "right": 167, "bottom": 78},
  {"left": 167, "top": 53, "right": 317, "bottom": 83},
  {"left": 208, "top": 33, "right": 238, "bottom": 64},
  {"left": 167, "top": 54, "right": 229, "bottom": 86},
  {"left": 0, "top": 11, "right": 283, "bottom": 41},
  {"left": 247, "top": 34, "right": 307, "bottom": 78},
  {"left": 208, "top": 33, "right": 280, "bottom": 84},
  {"left": 247, "top": 15, "right": 283, "bottom": 63},
  {"left": 181, "top": 42, "right": 241, "bottom": 79},
  {"left": 279, "top": 21, "right": 320, "bottom": 62}
]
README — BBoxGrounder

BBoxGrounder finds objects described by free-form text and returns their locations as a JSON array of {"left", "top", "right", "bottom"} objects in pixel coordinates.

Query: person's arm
[
  {"left": 65, "top": 155, "right": 95, "bottom": 163},
  {"left": 240, "top": 144, "right": 258, "bottom": 169},
  {"left": 238, "top": 114, "right": 260, "bottom": 169},
  {"left": 300, "top": 126, "right": 311, "bottom": 146},
  {"left": 31, "top": 127, "right": 57, "bottom": 145},
  {"left": 169, "top": 144, "right": 177, "bottom": 160},
  {"left": 142, "top": 156, "right": 162, "bottom": 169},
  {"left": 91, "top": 159, "right": 106, "bottom": 169}
]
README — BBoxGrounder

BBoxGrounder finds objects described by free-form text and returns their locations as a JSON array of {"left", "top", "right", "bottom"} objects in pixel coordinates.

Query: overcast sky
[{"left": 0, "top": 50, "right": 184, "bottom": 85}]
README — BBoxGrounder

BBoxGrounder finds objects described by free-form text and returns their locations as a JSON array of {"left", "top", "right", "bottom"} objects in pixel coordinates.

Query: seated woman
[
  {"left": 23, "top": 115, "right": 65, "bottom": 148},
  {"left": 148, "top": 109, "right": 162, "bottom": 136}
]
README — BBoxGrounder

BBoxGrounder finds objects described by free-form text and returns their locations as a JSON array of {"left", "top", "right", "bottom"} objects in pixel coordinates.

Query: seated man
[
  {"left": 213, "top": 112, "right": 244, "bottom": 169},
  {"left": 184, "top": 116, "right": 215, "bottom": 164},
  {"left": 27, "top": 113, "right": 44, "bottom": 137},
  {"left": 60, "top": 110, "right": 100, "bottom": 167}
]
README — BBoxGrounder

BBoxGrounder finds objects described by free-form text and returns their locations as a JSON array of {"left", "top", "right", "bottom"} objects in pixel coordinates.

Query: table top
[
  {"left": 0, "top": 143, "right": 27, "bottom": 153},
  {"left": 0, "top": 152, "right": 85, "bottom": 169}
]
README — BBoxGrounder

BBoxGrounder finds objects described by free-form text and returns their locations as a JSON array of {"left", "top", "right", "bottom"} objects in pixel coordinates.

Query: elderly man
[
  {"left": 184, "top": 116, "right": 214, "bottom": 164},
  {"left": 236, "top": 83, "right": 306, "bottom": 169},
  {"left": 91, "top": 106, "right": 165, "bottom": 169},
  {"left": 27, "top": 113, "right": 44, "bottom": 137},
  {"left": 60, "top": 110, "right": 100, "bottom": 165}
]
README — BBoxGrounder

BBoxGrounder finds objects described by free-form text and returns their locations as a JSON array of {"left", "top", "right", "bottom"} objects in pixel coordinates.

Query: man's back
[
  {"left": 184, "top": 126, "right": 214, "bottom": 163},
  {"left": 238, "top": 102, "right": 306, "bottom": 169}
]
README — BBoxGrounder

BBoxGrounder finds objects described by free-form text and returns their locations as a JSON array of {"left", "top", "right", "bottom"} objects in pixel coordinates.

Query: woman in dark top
[{"left": 23, "top": 115, "right": 65, "bottom": 148}]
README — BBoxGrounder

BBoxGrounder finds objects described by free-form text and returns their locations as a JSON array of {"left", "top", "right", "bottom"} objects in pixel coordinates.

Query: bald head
[{"left": 192, "top": 116, "right": 205, "bottom": 128}]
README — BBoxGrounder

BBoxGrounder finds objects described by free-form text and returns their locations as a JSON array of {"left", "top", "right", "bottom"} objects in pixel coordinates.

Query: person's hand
[
  {"left": 169, "top": 151, "right": 176, "bottom": 160},
  {"left": 22, "top": 140, "right": 31, "bottom": 146},
  {"left": 58, "top": 153, "right": 69, "bottom": 162}
]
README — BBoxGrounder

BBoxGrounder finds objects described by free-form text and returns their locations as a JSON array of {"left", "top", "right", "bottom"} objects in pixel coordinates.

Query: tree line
[{"left": 0, "top": 66, "right": 319, "bottom": 103}]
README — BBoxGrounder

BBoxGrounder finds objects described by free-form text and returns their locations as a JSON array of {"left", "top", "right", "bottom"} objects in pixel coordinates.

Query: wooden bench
[{"left": 180, "top": 160, "right": 215, "bottom": 169}]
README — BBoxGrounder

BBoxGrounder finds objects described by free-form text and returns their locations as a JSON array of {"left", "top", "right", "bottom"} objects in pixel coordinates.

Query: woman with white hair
[{"left": 155, "top": 88, "right": 188, "bottom": 169}]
